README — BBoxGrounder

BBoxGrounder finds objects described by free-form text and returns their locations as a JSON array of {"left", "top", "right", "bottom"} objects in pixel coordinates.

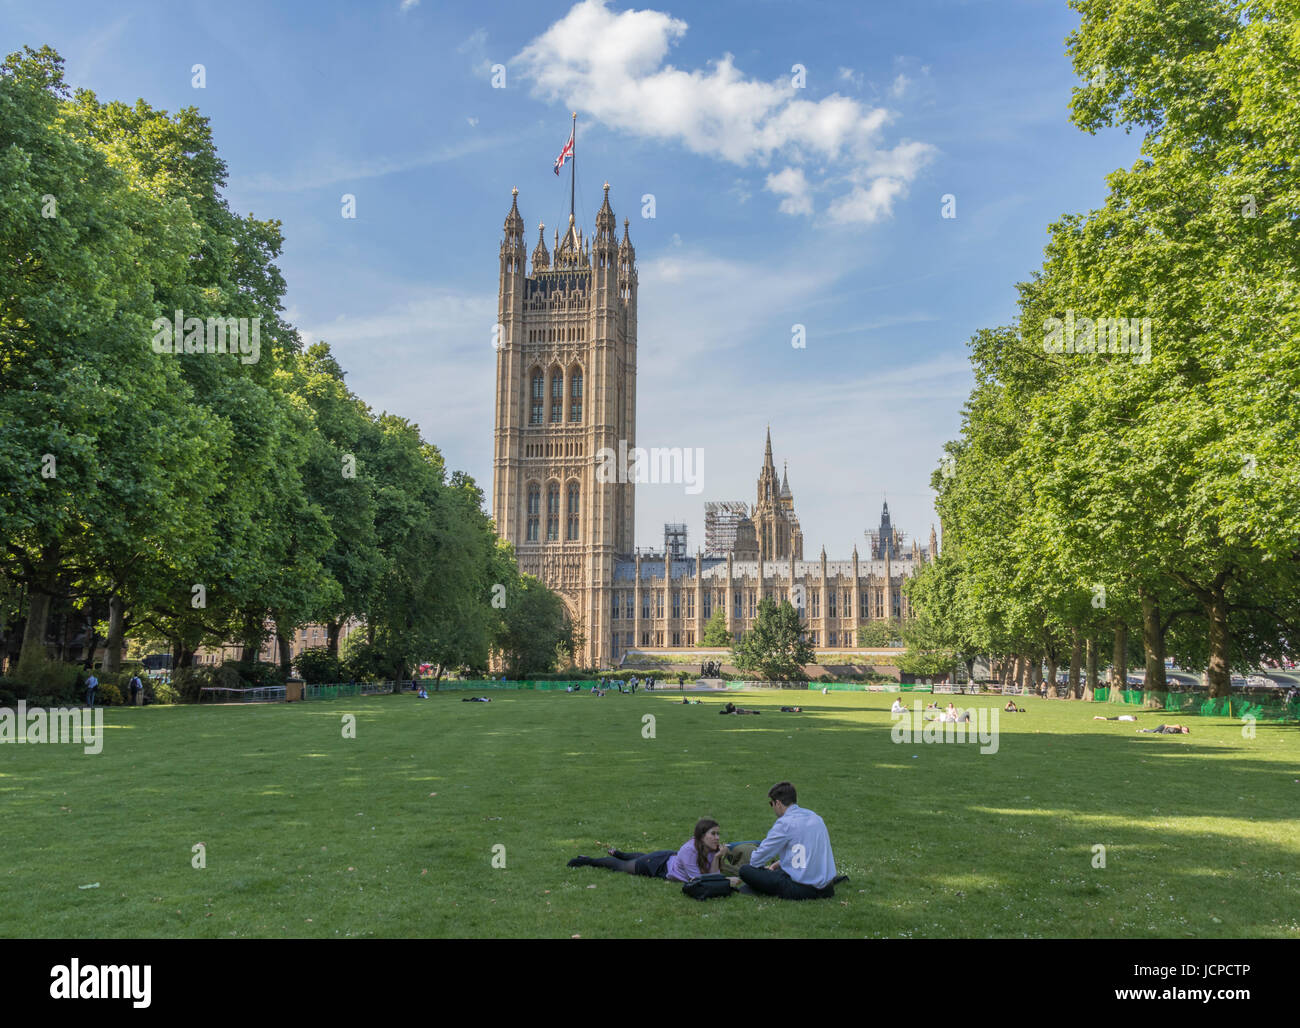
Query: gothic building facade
[{"left": 491, "top": 186, "right": 936, "bottom": 668}]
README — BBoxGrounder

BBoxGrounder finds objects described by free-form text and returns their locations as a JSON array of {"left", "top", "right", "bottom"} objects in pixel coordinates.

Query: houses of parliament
[{"left": 491, "top": 185, "right": 937, "bottom": 667}]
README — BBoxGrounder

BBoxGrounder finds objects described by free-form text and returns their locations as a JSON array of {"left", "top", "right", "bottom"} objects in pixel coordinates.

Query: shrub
[
  {"left": 0, "top": 688, "right": 16, "bottom": 708},
  {"left": 223, "top": 659, "right": 285, "bottom": 690},
  {"left": 151, "top": 680, "right": 179, "bottom": 705},
  {"left": 173, "top": 664, "right": 242, "bottom": 703},
  {"left": 5, "top": 659, "right": 81, "bottom": 703},
  {"left": 94, "top": 681, "right": 125, "bottom": 706},
  {"left": 293, "top": 647, "right": 341, "bottom": 684}
]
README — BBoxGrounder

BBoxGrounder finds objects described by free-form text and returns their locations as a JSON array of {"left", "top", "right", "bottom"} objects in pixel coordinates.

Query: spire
[
  {"left": 532, "top": 221, "right": 550, "bottom": 271},
  {"left": 781, "top": 460, "right": 791, "bottom": 498},
  {"left": 555, "top": 212, "right": 582, "bottom": 269},
  {"left": 504, "top": 187, "right": 523, "bottom": 236},
  {"left": 764, "top": 425, "right": 774, "bottom": 469},
  {"left": 596, "top": 181, "right": 615, "bottom": 238}
]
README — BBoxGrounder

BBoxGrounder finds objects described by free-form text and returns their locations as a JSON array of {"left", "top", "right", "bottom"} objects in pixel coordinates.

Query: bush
[
  {"left": 151, "top": 680, "right": 179, "bottom": 705},
  {"left": 340, "top": 639, "right": 399, "bottom": 682},
  {"left": 173, "top": 665, "right": 242, "bottom": 702},
  {"left": 293, "top": 647, "right": 341, "bottom": 684},
  {"left": 0, "top": 688, "right": 16, "bottom": 708},
  {"left": 222, "top": 658, "right": 285, "bottom": 690},
  {"left": 94, "top": 681, "right": 125, "bottom": 706},
  {"left": 4, "top": 659, "right": 82, "bottom": 703}
]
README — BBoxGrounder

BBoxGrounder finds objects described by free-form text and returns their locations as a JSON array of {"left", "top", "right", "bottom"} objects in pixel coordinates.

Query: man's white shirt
[{"left": 750, "top": 804, "right": 837, "bottom": 888}]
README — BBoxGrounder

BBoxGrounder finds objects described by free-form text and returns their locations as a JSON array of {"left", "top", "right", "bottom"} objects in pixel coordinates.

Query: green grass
[{"left": 2, "top": 692, "right": 1297, "bottom": 938}]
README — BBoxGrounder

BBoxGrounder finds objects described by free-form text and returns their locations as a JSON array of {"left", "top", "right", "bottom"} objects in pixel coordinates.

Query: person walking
[{"left": 85, "top": 672, "right": 99, "bottom": 708}]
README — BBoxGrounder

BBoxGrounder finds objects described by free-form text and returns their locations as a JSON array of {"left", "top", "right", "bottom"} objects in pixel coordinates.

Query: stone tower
[
  {"left": 491, "top": 185, "right": 637, "bottom": 666},
  {"left": 752, "top": 427, "right": 803, "bottom": 560}
]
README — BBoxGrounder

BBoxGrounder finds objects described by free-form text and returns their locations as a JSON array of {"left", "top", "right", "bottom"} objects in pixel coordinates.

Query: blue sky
[{"left": 3, "top": 0, "right": 1141, "bottom": 556}]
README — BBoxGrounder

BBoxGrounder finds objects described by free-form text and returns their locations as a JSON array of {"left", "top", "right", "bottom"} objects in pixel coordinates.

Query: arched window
[
  {"left": 546, "top": 482, "right": 560, "bottom": 541},
  {"left": 549, "top": 368, "right": 563, "bottom": 423},
  {"left": 566, "top": 482, "right": 580, "bottom": 541},
  {"left": 529, "top": 370, "right": 544, "bottom": 425},
  {"left": 526, "top": 484, "right": 540, "bottom": 542},
  {"left": 569, "top": 366, "right": 583, "bottom": 422}
]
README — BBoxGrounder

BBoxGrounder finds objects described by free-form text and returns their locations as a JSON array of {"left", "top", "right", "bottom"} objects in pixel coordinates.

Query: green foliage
[
  {"left": 293, "top": 647, "right": 341, "bottom": 684},
  {"left": 223, "top": 659, "right": 285, "bottom": 690},
  {"left": 173, "top": 665, "right": 242, "bottom": 703},
  {"left": 94, "top": 681, "right": 125, "bottom": 706},
  {"left": 732, "top": 598, "right": 814, "bottom": 681},
  {"left": 495, "top": 576, "right": 577, "bottom": 679},
  {"left": 912, "top": 1, "right": 1300, "bottom": 697},
  {"left": 856, "top": 619, "right": 903, "bottom": 648},
  {"left": 699, "top": 608, "right": 732, "bottom": 647},
  {"left": 4, "top": 658, "right": 81, "bottom": 702},
  {"left": 151, "top": 680, "right": 179, "bottom": 705}
]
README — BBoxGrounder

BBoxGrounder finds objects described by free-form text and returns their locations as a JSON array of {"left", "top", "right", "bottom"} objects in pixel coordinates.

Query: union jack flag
[{"left": 554, "top": 129, "right": 574, "bottom": 175}]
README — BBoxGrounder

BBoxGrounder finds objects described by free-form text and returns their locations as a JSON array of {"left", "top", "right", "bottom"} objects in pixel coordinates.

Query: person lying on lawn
[
  {"left": 1138, "top": 723, "right": 1190, "bottom": 734},
  {"left": 719, "top": 702, "right": 760, "bottom": 715},
  {"left": 567, "top": 818, "right": 730, "bottom": 883}
]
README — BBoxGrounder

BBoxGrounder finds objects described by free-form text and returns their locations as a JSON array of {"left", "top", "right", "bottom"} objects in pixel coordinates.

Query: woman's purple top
[{"left": 666, "top": 839, "right": 713, "bottom": 882}]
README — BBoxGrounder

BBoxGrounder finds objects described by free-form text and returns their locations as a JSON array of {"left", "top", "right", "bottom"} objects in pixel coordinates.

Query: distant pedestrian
[
  {"left": 85, "top": 673, "right": 99, "bottom": 708},
  {"left": 129, "top": 673, "right": 144, "bottom": 706}
]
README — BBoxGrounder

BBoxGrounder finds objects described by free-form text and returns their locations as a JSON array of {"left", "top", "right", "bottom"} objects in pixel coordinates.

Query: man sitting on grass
[{"left": 739, "top": 781, "right": 840, "bottom": 901}]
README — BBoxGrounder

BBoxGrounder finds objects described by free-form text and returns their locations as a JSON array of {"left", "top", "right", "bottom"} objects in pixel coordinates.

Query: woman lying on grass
[{"left": 567, "top": 818, "right": 729, "bottom": 883}]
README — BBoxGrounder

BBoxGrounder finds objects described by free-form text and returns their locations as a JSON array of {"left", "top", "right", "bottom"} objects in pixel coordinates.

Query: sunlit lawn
[{"left": 1, "top": 689, "right": 1296, "bottom": 938}]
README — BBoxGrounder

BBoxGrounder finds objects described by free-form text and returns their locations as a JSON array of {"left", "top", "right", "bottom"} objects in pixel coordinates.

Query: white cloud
[
  {"left": 827, "top": 177, "right": 907, "bottom": 225},
  {"left": 838, "top": 66, "right": 864, "bottom": 89},
  {"left": 400, "top": 0, "right": 420, "bottom": 11},
  {"left": 765, "top": 167, "right": 812, "bottom": 216},
  {"left": 889, "top": 73, "right": 910, "bottom": 99},
  {"left": 513, "top": 0, "right": 934, "bottom": 224}
]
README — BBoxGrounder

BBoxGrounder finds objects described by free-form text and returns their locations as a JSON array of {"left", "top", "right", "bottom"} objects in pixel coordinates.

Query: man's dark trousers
[{"left": 738, "top": 864, "right": 834, "bottom": 900}]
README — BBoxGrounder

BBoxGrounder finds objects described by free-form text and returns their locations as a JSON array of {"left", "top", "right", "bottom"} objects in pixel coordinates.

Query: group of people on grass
[
  {"left": 897, "top": 699, "right": 973, "bottom": 723},
  {"left": 568, "top": 781, "right": 843, "bottom": 900}
]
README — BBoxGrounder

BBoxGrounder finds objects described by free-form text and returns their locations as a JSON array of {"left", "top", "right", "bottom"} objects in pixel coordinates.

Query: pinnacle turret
[{"left": 532, "top": 221, "right": 550, "bottom": 271}]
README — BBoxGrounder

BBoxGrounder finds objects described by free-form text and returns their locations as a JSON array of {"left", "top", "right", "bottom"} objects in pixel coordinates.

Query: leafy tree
[
  {"left": 733, "top": 598, "right": 813, "bottom": 681},
  {"left": 699, "top": 608, "right": 732, "bottom": 647},
  {"left": 857, "top": 618, "right": 903, "bottom": 648},
  {"left": 496, "top": 575, "right": 575, "bottom": 679}
]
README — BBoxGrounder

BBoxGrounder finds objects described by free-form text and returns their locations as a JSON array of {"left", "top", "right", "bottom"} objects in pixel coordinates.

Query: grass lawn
[{"left": 2, "top": 690, "right": 1297, "bottom": 938}]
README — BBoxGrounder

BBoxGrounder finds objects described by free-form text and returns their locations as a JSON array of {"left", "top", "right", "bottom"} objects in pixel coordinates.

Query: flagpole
[{"left": 569, "top": 111, "right": 576, "bottom": 226}]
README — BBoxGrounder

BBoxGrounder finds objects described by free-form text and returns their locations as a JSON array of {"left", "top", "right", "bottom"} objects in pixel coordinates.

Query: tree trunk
[
  {"left": 277, "top": 629, "right": 293, "bottom": 673},
  {"left": 1045, "top": 654, "right": 1058, "bottom": 699},
  {"left": 1068, "top": 629, "right": 1082, "bottom": 699},
  {"left": 1084, "top": 634, "right": 1098, "bottom": 701},
  {"left": 327, "top": 620, "right": 341, "bottom": 658},
  {"left": 19, "top": 588, "right": 54, "bottom": 667},
  {"left": 1108, "top": 625, "right": 1128, "bottom": 703},
  {"left": 104, "top": 595, "right": 125, "bottom": 673},
  {"left": 1206, "top": 590, "right": 1231, "bottom": 698},
  {"left": 1140, "top": 587, "right": 1168, "bottom": 709}
]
